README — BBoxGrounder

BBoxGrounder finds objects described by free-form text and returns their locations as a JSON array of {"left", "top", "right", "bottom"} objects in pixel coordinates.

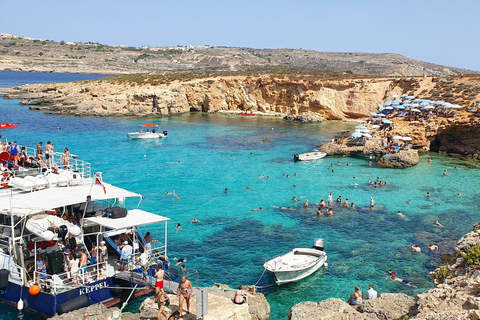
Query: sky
[{"left": 1, "top": 0, "right": 479, "bottom": 71}]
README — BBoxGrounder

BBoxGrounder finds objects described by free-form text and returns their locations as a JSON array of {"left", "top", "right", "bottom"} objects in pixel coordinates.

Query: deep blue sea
[{"left": 1, "top": 71, "right": 479, "bottom": 319}]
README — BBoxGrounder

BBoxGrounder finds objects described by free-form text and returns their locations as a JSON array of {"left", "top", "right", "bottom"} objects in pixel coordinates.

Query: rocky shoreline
[
  {"left": 48, "top": 284, "right": 269, "bottom": 320},
  {"left": 289, "top": 221, "right": 480, "bottom": 320}
]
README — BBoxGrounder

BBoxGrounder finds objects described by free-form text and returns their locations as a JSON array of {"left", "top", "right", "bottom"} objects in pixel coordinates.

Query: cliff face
[{"left": 2, "top": 75, "right": 400, "bottom": 120}]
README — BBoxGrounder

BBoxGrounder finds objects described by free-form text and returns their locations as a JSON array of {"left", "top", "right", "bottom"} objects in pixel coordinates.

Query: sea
[{"left": 1, "top": 71, "right": 480, "bottom": 319}]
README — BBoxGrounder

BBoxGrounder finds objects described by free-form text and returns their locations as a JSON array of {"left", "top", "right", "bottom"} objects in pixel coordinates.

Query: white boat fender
[
  {"left": 17, "top": 299, "right": 23, "bottom": 310},
  {"left": 324, "top": 262, "right": 328, "bottom": 267}
]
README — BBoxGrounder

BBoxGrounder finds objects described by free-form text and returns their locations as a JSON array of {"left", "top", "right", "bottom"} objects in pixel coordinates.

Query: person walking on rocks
[{"left": 177, "top": 276, "right": 193, "bottom": 316}]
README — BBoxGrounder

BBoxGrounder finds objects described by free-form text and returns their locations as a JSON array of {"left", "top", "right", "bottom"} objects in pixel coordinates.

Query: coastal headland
[{"left": 3, "top": 74, "right": 480, "bottom": 167}]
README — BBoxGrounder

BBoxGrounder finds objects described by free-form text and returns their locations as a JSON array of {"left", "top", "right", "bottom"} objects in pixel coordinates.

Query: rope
[
  {"left": 254, "top": 268, "right": 267, "bottom": 287},
  {"left": 120, "top": 284, "right": 138, "bottom": 313}
]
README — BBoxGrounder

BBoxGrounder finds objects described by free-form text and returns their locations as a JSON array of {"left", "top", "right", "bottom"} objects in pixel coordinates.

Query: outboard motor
[
  {"left": 163, "top": 130, "right": 168, "bottom": 137},
  {"left": 293, "top": 154, "right": 299, "bottom": 162},
  {"left": 312, "top": 238, "right": 325, "bottom": 251}
]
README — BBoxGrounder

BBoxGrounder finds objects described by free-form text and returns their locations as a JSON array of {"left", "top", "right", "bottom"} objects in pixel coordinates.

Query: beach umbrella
[
  {"left": 406, "top": 96, "right": 415, "bottom": 100},
  {"left": 403, "top": 100, "right": 412, "bottom": 103},
  {"left": 384, "top": 106, "right": 394, "bottom": 110},
  {"left": 452, "top": 105, "right": 462, "bottom": 109},
  {"left": 401, "top": 94, "right": 408, "bottom": 98},
  {"left": 351, "top": 132, "right": 362, "bottom": 138},
  {"left": 401, "top": 137, "right": 412, "bottom": 141},
  {"left": 435, "top": 101, "right": 445, "bottom": 105},
  {"left": 382, "top": 119, "right": 393, "bottom": 124},
  {"left": 355, "top": 125, "right": 367, "bottom": 129},
  {"left": 393, "top": 99, "right": 402, "bottom": 104},
  {"left": 401, "top": 103, "right": 411, "bottom": 107},
  {"left": 371, "top": 125, "right": 380, "bottom": 129},
  {"left": 378, "top": 106, "right": 385, "bottom": 111},
  {"left": 375, "top": 113, "right": 386, "bottom": 118},
  {"left": 362, "top": 133, "right": 372, "bottom": 138},
  {"left": 384, "top": 101, "right": 393, "bottom": 106},
  {"left": 392, "top": 135, "right": 403, "bottom": 140},
  {"left": 392, "top": 95, "right": 399, "bottom": 98},
  {"left": 410, "top": 109, "right": 421, "bottom": 112},
  {"left": 423, "top": 105, "right": 435, "bottom": 109},
  {"left": 420, "top": 102, "right": 430, "bottom": 107},
  {"left": 411, "top": 103, "right": 419, "bottom": 107},
  {"left": 394, "top": 105, "right": 405, "bottom": 109},
  {"left": 369, "top": 112, "right": 378, "bottom": 116},
  {"left": 413, "top": 99, "right": 422, "bottom": 103},
  {"left": 359, "top": 129, "right": 370, "bottom": 133}
]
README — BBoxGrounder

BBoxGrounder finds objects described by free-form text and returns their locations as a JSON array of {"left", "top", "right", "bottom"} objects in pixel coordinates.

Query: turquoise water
[{"left": 1, "top": 72, "right": 480, "bottom": 319}]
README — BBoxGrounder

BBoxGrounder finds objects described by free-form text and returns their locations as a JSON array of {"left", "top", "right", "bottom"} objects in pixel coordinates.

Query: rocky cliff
[{"left": 289, "top": 221, "right": 480, "bottom": 320}]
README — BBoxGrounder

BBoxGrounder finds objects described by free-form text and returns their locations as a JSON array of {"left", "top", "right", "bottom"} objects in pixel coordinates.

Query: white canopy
[
  {"left": 0, "top": 182, "right": 141, "bottom": 217},
  {"left": 85, "top": 209, "right": 170, "bottom": 230}
]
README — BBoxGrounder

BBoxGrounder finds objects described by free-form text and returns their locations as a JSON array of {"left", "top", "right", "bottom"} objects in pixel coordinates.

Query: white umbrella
[
  {"left": 423, "top": 105, "right": 435, "bottom": 109},
  {"left": 410, "top": 109, "right": 421, "bottom": 112},
  {"left": 392, "top": 135, "right": 403, "bottom": 140},
  {"left": 401, "top": 137, "right": 412, "bottom": 141},
  {"left": 371, "top": 125, "right": 380, "bottom": 129},
  {"left": 384, "top": 106, "right": 394, "bottom": 110},
  {"left": 392, "top": 95, "right": 399, "bottom": 98},
  {"left": 362, "top": 133, "right": 372, "bottom": 138}
]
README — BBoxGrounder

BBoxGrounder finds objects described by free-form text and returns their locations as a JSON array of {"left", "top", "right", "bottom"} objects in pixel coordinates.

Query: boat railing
[
  {"left": 21, "top": 146, "right": 92, "bottom": 178},
  {"left": 33, "top": 260, "right": 114, "bottom": 295}
]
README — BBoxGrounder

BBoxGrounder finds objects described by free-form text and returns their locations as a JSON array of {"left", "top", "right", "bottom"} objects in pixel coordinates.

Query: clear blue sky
[{"left": 1, "top": 0, "right": 479, "bottom": 71}]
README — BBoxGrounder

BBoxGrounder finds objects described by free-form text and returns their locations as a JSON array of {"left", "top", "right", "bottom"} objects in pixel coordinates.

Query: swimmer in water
[
  {"left": 397, "top": 210, "right": 406, "bottom": 218},
  {"left": 292, "top": 196, "right": 298, "bottom": 202},
  {"left": 411, "top": 244, "right": 421, "bottom": 253},
  {"left": 429, "top": 243, "right": 438, "bottom": 252},
  {"left": 425, "top": 192, "right": 430, "bottom": 197},
  {"left": 190, "top": 217, "right": 198, "bottom": 223},
  {"left": 434, "top": 219, "right": 444, "bottom": 227}
]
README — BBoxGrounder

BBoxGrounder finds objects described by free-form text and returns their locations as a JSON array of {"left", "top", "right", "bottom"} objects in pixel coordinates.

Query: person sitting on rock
[{"left": 234, "top": 285, "right": 248, "bottom": 304}]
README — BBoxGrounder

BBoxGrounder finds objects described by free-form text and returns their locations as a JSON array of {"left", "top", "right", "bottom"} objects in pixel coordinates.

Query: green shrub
[
  {"left": 460, "top": 244, "right": 480, "bottom": 266},
  {"left": 435, "top": 263, "right": 451, "bottom": 280}
]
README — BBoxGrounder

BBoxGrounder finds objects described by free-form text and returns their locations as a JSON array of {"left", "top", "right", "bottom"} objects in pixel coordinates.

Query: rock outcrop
[
  {"left": 290, "top": 220, "right": 480, "bottom": 320},
  {"left": 377, "top": 149, "right": 419, "bottom": 169}
]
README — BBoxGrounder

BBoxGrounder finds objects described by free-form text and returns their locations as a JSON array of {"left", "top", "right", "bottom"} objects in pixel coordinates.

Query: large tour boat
[{"left": 0, "top": 146, "right": 174, "bottom": 317}]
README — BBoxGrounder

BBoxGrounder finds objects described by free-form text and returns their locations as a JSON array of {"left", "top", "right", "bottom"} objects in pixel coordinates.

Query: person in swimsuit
[
  {"left": 154, "top": 265, "right": 165, "bottom": 295},
  {"left": 90, "top": 243, "right": 98, "bottom": 266},
  {"left": 10, "top": 141, "right": 19, "bottom": 165},
  {"left": 99, "top": 241, "right": 108, "bottom": 269},
  {"left": 347, "top": 286, "right": 363, "bottom": 305},
  {"left": 234, "top": 285, "right": 248, "bottom": 304},
  {"left": 151, "top": 289, "right": 169, "bottom": 320},
  {"left": 177, "top": 276, "right": 193, "bottom": 316},
  {"left": 429, "top": 243, "right": 439, "bottom": 252},
  {"left": 62, "top": 147, "right": 70, "bottom": 168},
  {"left": 36, "top": 142, "right": 44, "bottom": 160}
]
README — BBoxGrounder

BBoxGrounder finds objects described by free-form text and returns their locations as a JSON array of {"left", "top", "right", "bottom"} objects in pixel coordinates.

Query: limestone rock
[
  {"left": 358, "top": 293, "right": 416, "bottom": 320},
  {"left": 288, "top": 298, "right": 375, "bottom": 320},
  {"left": 377, "top": 149, "right": 419, "bottom": 168}
]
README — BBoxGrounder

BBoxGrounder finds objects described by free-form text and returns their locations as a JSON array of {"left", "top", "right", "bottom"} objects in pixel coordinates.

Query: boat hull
[
  {"left": 127, "top": 132, "right": 166, "bottom": 139},
  {"left": 263, "top": 248, "right": 327, "bottom": 284},
  {"left": 294, "top": 152, "right": 327, "bottom": 161},
  {"left": 0, "top": 277, "right": 128, "bottom": 317}
]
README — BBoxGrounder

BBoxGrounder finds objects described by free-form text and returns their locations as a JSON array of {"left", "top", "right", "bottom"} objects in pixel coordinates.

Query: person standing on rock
[{"left": 177, "top": 276, "right": 193, "bottom": 316}]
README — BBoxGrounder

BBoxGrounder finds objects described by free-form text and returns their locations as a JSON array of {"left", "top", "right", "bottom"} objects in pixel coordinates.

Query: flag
[{"left": 96, "top": 177, "right": 106, "bottom": 194}]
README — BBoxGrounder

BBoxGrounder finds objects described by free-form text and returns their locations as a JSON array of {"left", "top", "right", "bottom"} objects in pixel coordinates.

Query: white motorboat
[
  {"left": 127, "top": 124, "right": 167, "bottom": 139},
  {"left": 293, "top": 151, "right": 327, "bottom": 161},
  {"left": 263, "top": 239, "right": 327, "bottom": 284}
]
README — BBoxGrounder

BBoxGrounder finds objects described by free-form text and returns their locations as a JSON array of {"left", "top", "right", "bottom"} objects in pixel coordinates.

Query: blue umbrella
[
  {"left": 402, "top": 100, "right": 412, "bottom": 103},
  {"left": 375, "top": 113, "right": 386, "bottom": 118},
  {"left": 395, "top": 105, "right": 405, "bottom": 109},
  {"left": 422, "top": 100, "right": 432, "bottom": 103},
  {"left": 402, "top": 103, "right": 411, "bottom": 107},
  {"left": 355, "top": 125, "right": 367, "bottom": 129},
  {"left": 369, "top": 112, "right": 378, "bottom": 116},
  {"left": 393, "top": 99, "right": 402, "bottom": 103},
  {"left": 423, "top": 105, "right": 435, "bottom": 109},
  {"left": 392, "top": 102, "right": 400, "bottom": 106},
  {"left": 406, "top": 95, "right": 415, "bottom": 100},
  {"left": 384, "top": 101, "right": 393, "bottom": 106},
  {"left": 351, "top": 132, "right": 362, "bottom": 138},
  {"left": 401, "top": 94, "right": 408, "bottom": 98},
  {"left": 413, "top": 99, "right": 422, "bottom": 103},
  {"left": 378, "top": 106, "right": 385, "bottom": 111},
  {"left": 435, "top": 101, "right": 445, "bottom": 105},
  {"left": 420, "top": 102, "right": 430, "bottom": 107},
  {"left": 382, "top": 119, "right": 393, "bottom": 124}
]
